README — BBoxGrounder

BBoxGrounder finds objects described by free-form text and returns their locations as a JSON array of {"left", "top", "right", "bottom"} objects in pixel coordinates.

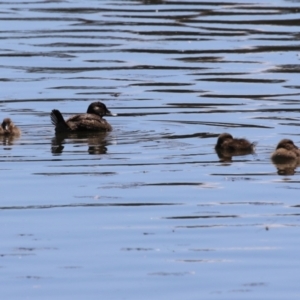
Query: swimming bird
[
  {"left": 215, "top": 133, "right": 255, "bottom": 153},
  {"left": 0, "top": 118, "right": 21, "bottom": 136},
  {"left": 271, "top": 139, "right": 300, "bottom": 163},
  {"left": 50, "top": 102, "right": 116, "bottom": 133}
]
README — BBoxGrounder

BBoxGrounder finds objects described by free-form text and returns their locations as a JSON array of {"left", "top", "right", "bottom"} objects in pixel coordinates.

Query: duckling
[
  {"left": 50, "top": 102, "right": 115, "bottom": 133},
  {"left": 215, "top": 133, "right": 255, "bottom": 153},
  {"left": 271, "top": 139, "right": 300, "bottom": 163},
  {"left": 0, "top": 118, "right": 21, "bottom": 136}
]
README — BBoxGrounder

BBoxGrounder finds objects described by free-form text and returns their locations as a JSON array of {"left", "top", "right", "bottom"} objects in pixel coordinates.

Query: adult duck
[{"left": 51, "top": 102, "right": 116, "bottom": 133}]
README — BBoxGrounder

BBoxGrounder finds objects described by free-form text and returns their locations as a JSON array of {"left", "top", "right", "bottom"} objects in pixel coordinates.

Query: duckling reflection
[
  {"left": 271, "top": 139, "right": 300, "bottom": 175},
  {"left": 51, "top": 132, "right": 109, "bottom": 155},
  {"left": 50, "top": 102, "right": 116, "bottom": 133},
  {"left": 215, "top": 149, "right": 254, "bottom": 162},
  {"left": 215, "top": 133, "right": 255, "bottom": 162},
  {"left": 273, "top": 160, "right": 299, "bottom": 175},
  {"left": 1, "top": 135, "right": 19, "bottom": 146}
]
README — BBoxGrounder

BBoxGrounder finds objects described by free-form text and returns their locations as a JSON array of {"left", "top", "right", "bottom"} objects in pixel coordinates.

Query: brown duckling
[
  {"left": 0, "top": 118, "right": 21, "bottom": 136},
  {"left": 50, "top": 102, "right": 116, "bottom": 133},
  {"left": 215, "top": 133, "right": 255, "bottom": 153},
  {"left": 271, "top": 139, "right": 300, "bottom": 163}
]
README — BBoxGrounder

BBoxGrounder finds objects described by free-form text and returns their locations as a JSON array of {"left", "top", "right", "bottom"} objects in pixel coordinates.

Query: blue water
[{"left": 1, "top": 0, "right": 300, "bottom": 299}]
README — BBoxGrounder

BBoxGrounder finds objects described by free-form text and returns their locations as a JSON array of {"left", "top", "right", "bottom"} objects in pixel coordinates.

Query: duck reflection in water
[
  {"left": 215, "top": 133, "right": 255, "bottom": 162},
  {"left": 50, "top": 102, "right": 116, "bottom": 133},
  {"left": 0, "top": 118, "right": 21, "bottom": 146},
  {"left": 271, "top": 139, "right": 300, "bottom": 175},
  {"left": 51, "top": 131, "right": 110, "bottom": 155}
]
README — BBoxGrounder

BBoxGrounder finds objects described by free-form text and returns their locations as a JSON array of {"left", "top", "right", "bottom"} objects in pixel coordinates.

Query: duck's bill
[{"left": 108, "top": 112, "right": 118, "bottom": 116}]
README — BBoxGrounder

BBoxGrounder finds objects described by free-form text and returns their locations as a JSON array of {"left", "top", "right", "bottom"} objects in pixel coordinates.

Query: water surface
[{"left": 1, "top": 0, "right": 300, "bottom": 299}]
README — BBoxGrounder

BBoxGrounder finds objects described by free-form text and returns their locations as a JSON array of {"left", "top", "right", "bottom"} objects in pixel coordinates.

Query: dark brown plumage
[
  {"left": 0, "top": 118, "right": 21, "bottom": 136},
  {"left": 50, "top": 102, "right": 115, "bottom": 133},
  {"left": 271, "top": 139, "right": 300, "bottom": 163},
  {"left": 215, "top": 133, "right": 255, "bottom": 153}
]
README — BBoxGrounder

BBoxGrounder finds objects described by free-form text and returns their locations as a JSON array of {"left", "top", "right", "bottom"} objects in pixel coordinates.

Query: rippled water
[{"left": 1, "top": 0, "right": 300, "bottom": 299}]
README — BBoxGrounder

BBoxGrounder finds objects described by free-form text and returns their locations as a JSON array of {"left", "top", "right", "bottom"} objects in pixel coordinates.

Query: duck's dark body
[
  {"left": 51, "top": 102, "right": 114, "bottom": 133},
  {"left": 271, "top": 139, "right": 300, "bottom": 163}
]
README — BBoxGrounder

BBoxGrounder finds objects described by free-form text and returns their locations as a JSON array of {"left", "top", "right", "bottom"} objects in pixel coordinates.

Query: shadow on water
[{"left": 0, "top": 202, "right": 179, "bottom": 210}]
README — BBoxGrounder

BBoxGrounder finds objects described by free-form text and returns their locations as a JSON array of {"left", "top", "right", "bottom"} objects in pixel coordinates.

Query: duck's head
[
  {"left": 87, "top": 102, "right": 117, "bottom": 117},
  {"left": 1, "top": 118, "right": 13, "bottom": 131},
  {"left": 276, "top": 139, "right": 298, "bottom": 151},
  {"left": 216, "top": 133, "right": 233, "bottom": 147}
]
